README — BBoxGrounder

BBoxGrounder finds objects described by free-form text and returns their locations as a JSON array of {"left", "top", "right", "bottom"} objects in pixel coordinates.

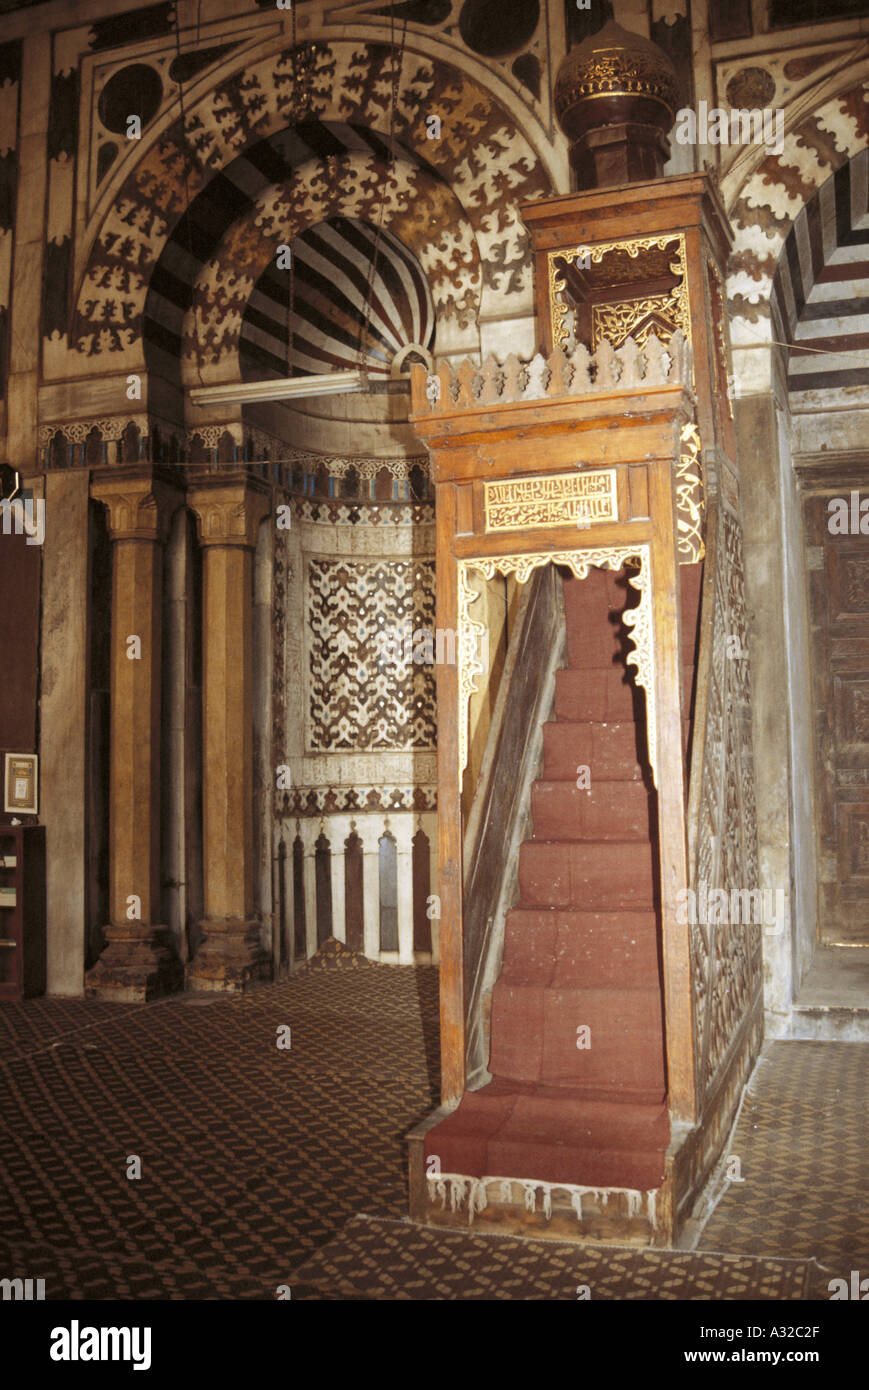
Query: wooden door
[{"left": 804, "top": 482, "right": 869, "bottom": 944}]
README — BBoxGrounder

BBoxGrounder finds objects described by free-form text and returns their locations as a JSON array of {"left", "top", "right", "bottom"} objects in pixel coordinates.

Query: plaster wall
[
  {"left": 734, "top": 393, "right": 796, "bottom": 1030},
  {"left": 776, "top": 406, "right": 818, "bottom": 993}
]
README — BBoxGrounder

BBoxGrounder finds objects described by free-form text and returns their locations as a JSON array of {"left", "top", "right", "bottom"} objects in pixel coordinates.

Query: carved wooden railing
[
  {"left": 461, "top": 566, "right": 566, "bottom": 1089},
  {"left": 414, "top": 331, "right": 690, "bottom": 413}
]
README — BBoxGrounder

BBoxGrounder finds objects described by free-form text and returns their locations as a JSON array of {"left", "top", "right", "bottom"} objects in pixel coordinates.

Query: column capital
[
  {"left": 90, "top": 466, "right": 183, "bottom": 544},
  {"left": 187, "top": 473, "right": 271, "bottom": 549}
]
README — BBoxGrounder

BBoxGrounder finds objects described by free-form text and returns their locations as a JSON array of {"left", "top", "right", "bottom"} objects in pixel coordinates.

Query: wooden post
[
  {"left": 649, "top": 436, "right": 697, "bottom": 1123},
  {"left": 436, "top": 483, "right": 465, "bottom": 1106}
]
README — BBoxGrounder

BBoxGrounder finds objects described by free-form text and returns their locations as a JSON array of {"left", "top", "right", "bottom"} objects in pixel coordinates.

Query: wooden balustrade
[
  {"left": 411, "top": 331, "right": 690, "bottom": 416},
  {"left": 461, "top": 566, "right": 566, "bottom": 1087}
]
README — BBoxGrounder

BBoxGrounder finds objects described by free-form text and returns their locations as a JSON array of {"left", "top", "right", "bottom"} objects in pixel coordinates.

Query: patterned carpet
[
  {"left": 699, "top": 1040, "right": 869, "bottom": 1301},
  {"left": 292, "top": 1215, "right": 811, "bottom": 1300},
  {"left": 0, "top": 965, "right": 439, "bottom": 1299},
  {"left": 0, "top": 972, "right": 865, "bottom": 1300}
]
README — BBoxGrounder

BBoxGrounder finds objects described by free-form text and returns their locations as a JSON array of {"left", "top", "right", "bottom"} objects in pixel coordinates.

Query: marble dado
[
  {"left": 307, "top": 555, "right": 437, "bottom": 751},
  {"left": 273, "top": 487, "right": 437, "bottom": 816},
  {"left": 279, "top": 785, "right": 438, "bottom": 818},
  {"left": 275, "top": 755, "right": 437, "bottom": 820},
  {"left": 277, "top": 810, "right": 439, "bottom": 965},
  {"left": 277, "top": 755, "right": 437, "bottom": 789}
]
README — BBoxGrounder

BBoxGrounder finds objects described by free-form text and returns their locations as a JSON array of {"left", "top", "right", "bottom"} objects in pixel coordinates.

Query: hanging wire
[
  {"left": 357, "top": 5, "right": 408, "bottom": 378},
  {"left": 171, "top": 0, "right": 207, "bottom": 398},
  {"left": 285, "top": 1, "right": 300, "bottom": 383},
  {"left": 771, "top": 338, "right": 869, "bottom": 361},
  {"left": 732, "top": 314, "right": 869, "bottom": 364}
]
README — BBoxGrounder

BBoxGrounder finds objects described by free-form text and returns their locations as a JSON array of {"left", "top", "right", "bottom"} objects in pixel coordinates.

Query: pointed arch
[
  {"left": 723, "top": 71, "right": 869, "bottom": 390},
  {"left": 72, "top": 37, "right": 555, "bottom": 369},
  {"left": 172, "top": 152, "right": 479, "bottom": 389}
]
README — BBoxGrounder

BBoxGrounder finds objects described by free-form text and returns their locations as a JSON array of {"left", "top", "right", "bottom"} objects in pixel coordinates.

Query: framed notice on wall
[{"left": 4, "top": 754, "right": 38, "bottom": 815}]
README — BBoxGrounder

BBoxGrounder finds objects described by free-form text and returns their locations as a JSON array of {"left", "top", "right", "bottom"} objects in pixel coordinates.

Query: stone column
[
  {"left": 162, "top": 508, "right": 189, "bottom": 969},
  {"left": 42, "top": 471, "right": 89, "bottom": 995},
  {"left": 86, "top": 468, "right": 183, "bottom": 1001},
  {"left": 187, "top": 474, "right": 271, "bottom": 991}
]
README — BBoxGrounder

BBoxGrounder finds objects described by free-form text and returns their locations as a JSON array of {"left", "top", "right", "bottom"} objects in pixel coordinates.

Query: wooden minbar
[
  {"left": 405, "top": 172, "right": 763, "bottom": 1247},
  {"left": 522, "top": 171, "right": 737, "bottom": 464}
]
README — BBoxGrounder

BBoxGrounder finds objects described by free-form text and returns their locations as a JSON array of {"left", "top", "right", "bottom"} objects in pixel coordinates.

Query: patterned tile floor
[{"left": 0, "top": 969, "right": 865, "bottom": 1299}]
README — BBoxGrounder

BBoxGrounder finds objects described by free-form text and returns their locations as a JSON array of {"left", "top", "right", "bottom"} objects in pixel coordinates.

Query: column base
[
  {"left": 187, "top": 918, "right": 272, "bottom": 993},
  {"left": 85, "top": 926, "right": 184, "bottom": 1003}
]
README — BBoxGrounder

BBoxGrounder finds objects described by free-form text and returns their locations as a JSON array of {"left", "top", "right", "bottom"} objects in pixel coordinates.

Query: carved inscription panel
[{"left": 483, "top": 470, "right": 617, "bottom": 533}]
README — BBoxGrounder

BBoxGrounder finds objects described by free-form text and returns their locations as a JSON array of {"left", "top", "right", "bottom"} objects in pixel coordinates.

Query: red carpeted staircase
[{"left": 427, "top": 565, "right": 693, "bottom": 1194}]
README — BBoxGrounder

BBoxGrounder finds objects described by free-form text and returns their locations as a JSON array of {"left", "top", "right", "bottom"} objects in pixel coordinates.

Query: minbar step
[
  {"left": 407, "top": 1091, "right": 669, "bottom": 1246},
  {"left": 488, "top": 983, "right": 666, "bottom": 1095},
  {"left": 542, "top": 720, "right": 644, "bottom": 782},
  {"left": 418, "top": 1085, "right": 668, "bottom": 1190},
  {"left": 518, "top": 839, "right": 657, "bottom": 910},
  {"left": 531, "top": 779, "right": 653, "bottom": 841},
  {"left": 499, "top": 908, "right": 661, "bottom": 989}
]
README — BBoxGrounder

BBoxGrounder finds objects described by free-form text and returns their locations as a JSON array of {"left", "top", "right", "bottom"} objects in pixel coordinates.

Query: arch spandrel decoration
[
  {"left": 72, "top": 38, "right": 555, "bottom": 367},
  {"left": 458, "top": 544, "right": 656, "bottom": 786},
  {"left": 724, "top": 76, "right": 869, "bottom": 360}
]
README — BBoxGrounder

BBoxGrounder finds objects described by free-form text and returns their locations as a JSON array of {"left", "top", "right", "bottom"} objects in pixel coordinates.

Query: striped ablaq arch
[
  {"left": 73, "top": 38, "right": 554, "bottom": 373},
  {"left": 725, "top": 75, "right": 869, "bottom": 391},
  {"left": 239, "top": 215, "right": 436, "bottom": 381}
]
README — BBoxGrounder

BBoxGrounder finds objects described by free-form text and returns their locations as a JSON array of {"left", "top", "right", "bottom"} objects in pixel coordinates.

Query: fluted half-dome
[{"left": 240, "top": 216, "right": 435, "bottom": 381}]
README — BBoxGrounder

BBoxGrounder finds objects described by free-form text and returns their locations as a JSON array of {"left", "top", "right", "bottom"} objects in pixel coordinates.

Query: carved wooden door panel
[{"left": 805, "top": 488, "right": 869, "bottom": 944}]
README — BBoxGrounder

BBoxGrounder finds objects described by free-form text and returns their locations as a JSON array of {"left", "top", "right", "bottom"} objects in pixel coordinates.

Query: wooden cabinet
[{"left": 0, "top": 825, "right": 46, "bottom": 1001}]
